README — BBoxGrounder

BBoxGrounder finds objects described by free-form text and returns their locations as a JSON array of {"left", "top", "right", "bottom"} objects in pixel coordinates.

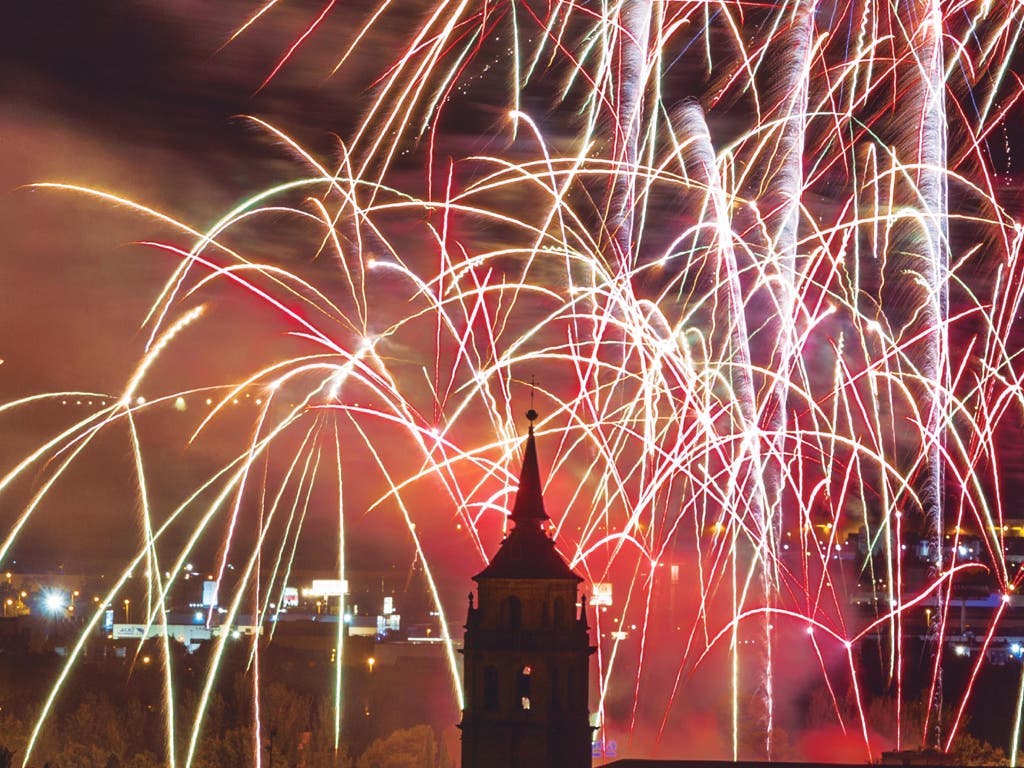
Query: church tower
[{"left": 460, "top": 410, "right": 594, "bottom": 768}]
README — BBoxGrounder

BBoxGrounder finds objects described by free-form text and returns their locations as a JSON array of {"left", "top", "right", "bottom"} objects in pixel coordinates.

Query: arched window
[
  {"left": 483, "top": 666, "right": 499, "bottom": 711},
  {"left": 518, "top": 665, "right": 533, "bottom": 710},
  {"left": 500, "top": 595, "right": 522, "bottom": 631}
]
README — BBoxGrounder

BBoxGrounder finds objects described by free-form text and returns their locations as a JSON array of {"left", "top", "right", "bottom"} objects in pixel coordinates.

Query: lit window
[{"left": 518, "top": 666, "right": 533, "bottom": 710}]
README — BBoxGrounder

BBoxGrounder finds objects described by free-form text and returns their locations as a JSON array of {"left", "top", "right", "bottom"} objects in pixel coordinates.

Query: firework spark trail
[
  {"left": 742, "top": 4, "right": 817, "bottom": 753},
  {"left": 6, "top": 0, "right": 1024, "bottom": 762},
  {"left": 126, "top": 411, "right": 177, "bottom": 768},
  {"left": 756, "top": 0, "right": 815, "bottom": 562},
  {"left": 255, "top": 0, "right": 338, "bottom": 94},
  {"left": 888, "top": 0, "right": 951, "bottom": 747},
  {"left": 608, "top": 0, "right": 653, "bottom": 267},
  {"left": 1014, "top": 658, "right": 1024, "bottom": 767},
  {"left": 674, "top": 98, "right": 778, "bottom": 756}
]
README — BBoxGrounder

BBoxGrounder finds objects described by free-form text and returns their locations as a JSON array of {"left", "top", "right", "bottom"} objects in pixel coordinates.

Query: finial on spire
[
  {"left": 526, "top": 375, "right": 538, "bottom": 425},
  {"left": 509, "top": 394, "right": 548, "bottom": 524}
]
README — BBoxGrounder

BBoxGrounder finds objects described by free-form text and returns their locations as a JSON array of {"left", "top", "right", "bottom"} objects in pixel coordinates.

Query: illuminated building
[{"left": 460, "top": 411, "right": 595, "bottom": 768}]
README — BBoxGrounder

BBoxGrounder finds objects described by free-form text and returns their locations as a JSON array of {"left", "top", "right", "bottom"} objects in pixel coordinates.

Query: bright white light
[{"left": 43, "top": 591, "right": 66, "bottom": 614}]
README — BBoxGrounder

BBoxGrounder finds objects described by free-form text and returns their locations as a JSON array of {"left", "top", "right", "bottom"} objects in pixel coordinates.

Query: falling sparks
[{"left": 4, "top": 1, "right": 1024, "bottom": 766}]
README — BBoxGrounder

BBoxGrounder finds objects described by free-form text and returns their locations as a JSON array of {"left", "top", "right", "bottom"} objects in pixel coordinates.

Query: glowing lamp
[{"left": 43, "top": 591, "right": 66, "bottom": 615}]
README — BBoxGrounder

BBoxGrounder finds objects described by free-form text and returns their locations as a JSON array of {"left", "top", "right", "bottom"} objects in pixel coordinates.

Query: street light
[
  {"left": 123, "top": 598, "right": 131, "bottom": 623},
  {"left": 42, "top": 591, "right": 66, "bottom": 615}
]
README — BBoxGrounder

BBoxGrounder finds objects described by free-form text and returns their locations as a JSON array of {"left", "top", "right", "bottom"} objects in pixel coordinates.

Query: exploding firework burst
[{"left": 4, "top": 0, "right": 1024, "bottom": 765}]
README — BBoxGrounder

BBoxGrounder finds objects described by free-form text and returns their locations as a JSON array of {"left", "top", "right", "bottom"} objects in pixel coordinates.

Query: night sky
[
  {"left": 2, "top": 5, "right": 1024, "bottom": 576},
  {"left": 0, "top": 2, "right": 408, "bottom": 567},
  {"left": 2, "top": 4, "right": 1024, "bottom": 577},
  {"left": 3, "top": 3, "right": 1024, "bottom": 758},
  {"left": 4, "top": 1, "right": 1023, "bottom": 559},
  {"left": 0, "top": 1, "right": 593, "bottom": 573}
]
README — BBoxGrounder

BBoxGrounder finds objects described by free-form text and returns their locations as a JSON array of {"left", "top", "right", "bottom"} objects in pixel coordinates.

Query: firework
[{"left": 4, "top": 0, "right": 1024, "bottom": 766}]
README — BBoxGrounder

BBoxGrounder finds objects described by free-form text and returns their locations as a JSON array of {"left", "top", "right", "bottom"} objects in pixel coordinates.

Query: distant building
[{"left": 460, "top": 411, "right": 595, "bottom": 768}]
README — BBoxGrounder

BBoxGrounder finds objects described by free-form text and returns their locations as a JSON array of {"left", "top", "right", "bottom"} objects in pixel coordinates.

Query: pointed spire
[
  {"left": 509, "top": 409, "right": 549, "bottom": 524},
  {"left": 473, "top": 408, "right": 580, "bottom": 582}
]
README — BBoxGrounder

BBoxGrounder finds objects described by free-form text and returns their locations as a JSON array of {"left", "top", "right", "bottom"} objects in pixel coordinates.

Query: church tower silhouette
[{"left": 460, "top": 410, "right": 594, "bottom": 768}]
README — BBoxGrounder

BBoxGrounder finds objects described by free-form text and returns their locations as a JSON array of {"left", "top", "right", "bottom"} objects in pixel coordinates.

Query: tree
[
  {"left": 50, "top": 744, "right": 112, "bottom": 768},
  {"left": 947, "top": 732, "right": 1008, "bottom": 767},
  {"left": 356, "top": 726, "right": 448, "bottom": 768},
  {"left": 301, "top": 698, "right": 353, "bottom": 768},
  {"left": 864, "top": 694, "right": 1008, "bottom": 765},
  {"left": 60, "top": 694, "right": 128, "bottom": 760}
]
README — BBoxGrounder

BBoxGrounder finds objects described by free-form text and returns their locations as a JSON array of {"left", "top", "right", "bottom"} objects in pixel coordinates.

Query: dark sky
[
  {"left": 0, "top": 1, "right": 581, "bottom": 576},
  {"left": 0, "top": 2, "right": 405, "bottom": 568}
]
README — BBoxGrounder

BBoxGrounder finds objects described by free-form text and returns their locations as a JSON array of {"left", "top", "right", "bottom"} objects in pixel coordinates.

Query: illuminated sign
[
  {"left": 592, "top": 740, "right": 618, "bottom": 758},
  {"left": 591, "top": 583, "right": 613, "bottom": 607},
  {"left": 113, "top": 624, "right": 213, "bottom": 643},
  {"left": 309, "top": 579, "right": 348, "bottom": 597},
  {"left": 202, "top": 581, "right": 218, "bottom": 607},
  {"left": 114, "top": 624, "right": 146, "bottom": 638},
  {"left": 282, "top": 587, "right": 299, "bottom": 607},
  {"left": 383, "top": 596, "right": 394, "bottom": 615}
]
